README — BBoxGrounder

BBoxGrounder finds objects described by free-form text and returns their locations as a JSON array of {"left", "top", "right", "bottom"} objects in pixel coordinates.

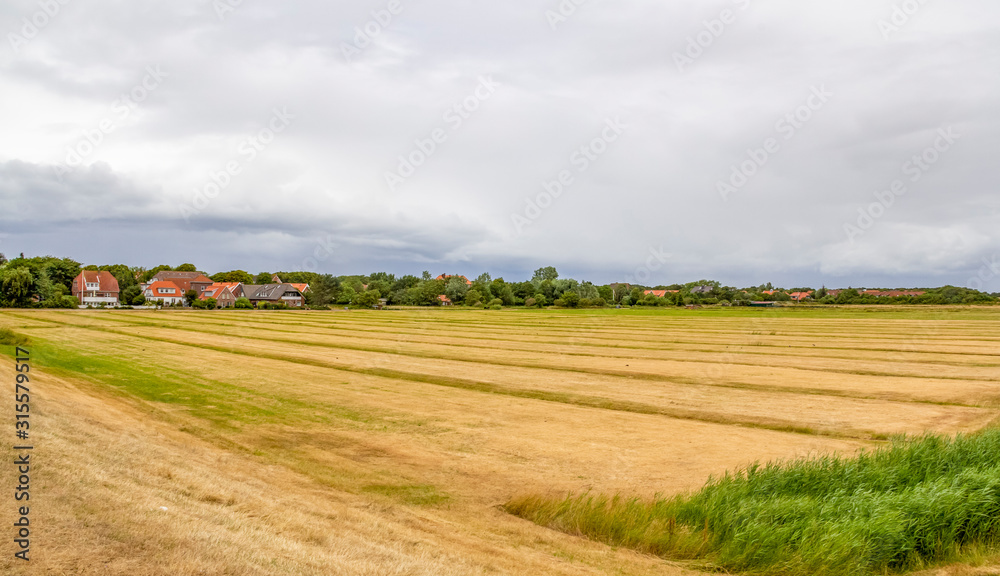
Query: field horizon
[{"left": 3, "top": 306, "right": 1000, "bottom": 575}]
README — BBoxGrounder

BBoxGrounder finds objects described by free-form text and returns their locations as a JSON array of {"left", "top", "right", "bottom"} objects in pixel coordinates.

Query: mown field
[{"left": 2, "top": 306, "right": 1000, "bottom": 575}]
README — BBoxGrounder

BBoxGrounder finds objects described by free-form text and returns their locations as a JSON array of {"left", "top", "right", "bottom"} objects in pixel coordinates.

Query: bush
[
  {"left": 560, "top": 291, "right": 580, "bottom": 308},
  {"left": 489, "top": 304, "right": 502, "bottom": 310},
  {"left": 234, "top": 297, "right": 253, "bottom": 309},
  {"left": 487, "top": 298, "right": 503, "bottom": 308},
  {"left": 524, "top": 297, "right": 537, "bottom": 308},
  {"left": 578, "top": 298, "right": 592, "bottom": 308}
]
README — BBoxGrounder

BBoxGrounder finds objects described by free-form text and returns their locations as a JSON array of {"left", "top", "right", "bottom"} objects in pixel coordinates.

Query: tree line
[{"left": 0, "top": 253, "right": 997, "bottom": 308}]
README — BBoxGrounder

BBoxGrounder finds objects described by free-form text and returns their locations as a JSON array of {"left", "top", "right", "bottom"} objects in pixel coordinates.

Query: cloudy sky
[{"left": 1, "top": 0, "right": 998, "bottom": 289}]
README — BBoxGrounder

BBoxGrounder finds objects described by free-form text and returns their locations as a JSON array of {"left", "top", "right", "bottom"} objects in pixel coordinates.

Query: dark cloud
[{"left": 0, "top": 0, "right": 997, "bottom": 287}]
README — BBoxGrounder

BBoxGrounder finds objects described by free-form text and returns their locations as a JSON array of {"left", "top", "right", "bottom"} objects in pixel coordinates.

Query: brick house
[
  {"left": 200, "top": 283, "right": 238, "bottom": 308},
  {"left": 71, "top": 271, "right": 121, "bottom": 307}
]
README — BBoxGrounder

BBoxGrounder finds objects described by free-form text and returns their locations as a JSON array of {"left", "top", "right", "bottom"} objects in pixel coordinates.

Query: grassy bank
[{"left": 506, "top": 430, "right": 1000, "bottom": 575}]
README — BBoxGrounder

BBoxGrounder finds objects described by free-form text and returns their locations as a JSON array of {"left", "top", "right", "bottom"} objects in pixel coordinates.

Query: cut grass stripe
[{"left": 11, "top": 314, "right": 886, "bottom": 440}]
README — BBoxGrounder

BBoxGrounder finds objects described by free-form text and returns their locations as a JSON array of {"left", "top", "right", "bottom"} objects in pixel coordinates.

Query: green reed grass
[{"left": 506, "top": 430, "right": 1000, "bottom": 575}]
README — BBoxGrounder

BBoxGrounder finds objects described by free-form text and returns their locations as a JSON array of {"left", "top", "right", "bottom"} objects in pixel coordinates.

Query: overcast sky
[{"left": 1, "top": 1, "right": 998, "bottom": 289}]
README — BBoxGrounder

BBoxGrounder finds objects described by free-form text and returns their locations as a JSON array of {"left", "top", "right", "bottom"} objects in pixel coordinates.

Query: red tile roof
[
  {"left": 437, "top": 275, "right": 472, "bottom": 285},
  {"left": 146, "top": 281, "right": 185, "bottom": 297},
  {"left": 200, "top": 283, "right": 236, "bottom": 300},
  {"left": 72, "top": 271, "right": 120, "bottom": 294}
]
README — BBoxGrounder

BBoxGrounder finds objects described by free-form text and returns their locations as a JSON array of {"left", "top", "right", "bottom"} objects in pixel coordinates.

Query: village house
[
  {"left": 199, "top": 283, "right": 239, "bottom": 308},
  {"left": 242, "top": 284, "right": 306, "bottom": 308},
  {"left": 71, "top": 271, "right": 121, "bottom": 307},
  {"left": 436, "top": 274, "right": 472, "bottom": 285},
  {"left": 272, "top": 275, "right": 311, "bottom": 297},
  {"left": 143, "top": 271, "right": 214, "bottom": 298},
  {"left": 144, "top": 281, "right": 186, "bottom": 306},
  {"left": 643, "top": 290, "right": 680, "bottom": 298}
]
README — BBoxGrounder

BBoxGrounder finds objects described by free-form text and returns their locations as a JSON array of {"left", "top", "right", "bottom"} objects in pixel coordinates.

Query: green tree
[
  {"left": 184, "top": 289, "right": 198, "bottom": 307},
  {"left": 446, "top": 277, "right": 470, "bottom": 303},
  {"left": 306, "top": 274, "right": 340, "bottom": 307},
  {"left": 532, "top": 266, "right": 559, "bottom": 284},
  {"left": 629, "top": 287, "right": 643, "bottom": 304},
  {"left": 561, "top": 291, "right": 580, "bottom": 308},
  {"left": 254, "top": 272, "right": 273, "bottom": 284},
  {"left": 212, "top": 270, "right": 255, "bottom": 284},
  {"left": 175, "top": 263, "right": 198, "bottom": 272},
  {"left": 353, "top": 290, "right": 380, "bottom": 308},
  {"left": 234, "top": 297, "right": 253, "bottom": 309},
  {"left": 465, "top": 289, "right": 483, "bottom": 306},
  {"left": 1, "top": 267, "right": 34, "bottom": 307},
  {"left": 132, "top": 293, "right": 147, "bottom": 306},
  {"left": 121, "top": 285, "right": 143, "bottom": 305}
]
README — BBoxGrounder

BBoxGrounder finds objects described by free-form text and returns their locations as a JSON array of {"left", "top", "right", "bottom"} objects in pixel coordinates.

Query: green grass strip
[{"left": 506, "top": 429, "right": 1000, "bottom": 575}]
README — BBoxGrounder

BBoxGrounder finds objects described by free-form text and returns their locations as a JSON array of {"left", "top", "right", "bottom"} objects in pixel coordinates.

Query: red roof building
[
  {"left": 144, "top": 281, "right": 186, "bottom": 306},
  {"left": 200, "top": 283, "right": 238, "bottom": 308},
  {"left": 437, "top": 274, "right": 472, "bottom": 286},
  {"left": 71, "top": 271, "right": 121, "bottom": 307}
]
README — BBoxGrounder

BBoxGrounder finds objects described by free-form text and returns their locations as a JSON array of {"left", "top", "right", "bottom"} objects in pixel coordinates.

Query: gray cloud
[{"left": 0, "top": 0, "right": 998, "bottom": 288}]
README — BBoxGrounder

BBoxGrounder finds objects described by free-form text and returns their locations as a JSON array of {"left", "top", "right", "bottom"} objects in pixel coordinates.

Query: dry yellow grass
[{"left": 1, "top": 306, "right": 999, "bottom": 574}]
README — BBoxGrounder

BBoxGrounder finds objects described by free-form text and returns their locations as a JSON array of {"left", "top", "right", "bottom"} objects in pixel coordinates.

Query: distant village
[{"left": 0, "top": 254, "right": 996, "bottom": 309}]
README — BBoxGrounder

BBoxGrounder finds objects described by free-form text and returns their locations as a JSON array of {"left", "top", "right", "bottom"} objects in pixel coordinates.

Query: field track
[{"left": 2, "top": 306, "right": 999, "bottom": 575}]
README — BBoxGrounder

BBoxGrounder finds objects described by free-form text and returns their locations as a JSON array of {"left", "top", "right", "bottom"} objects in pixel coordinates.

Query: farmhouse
[
  {"left": 242, "top": 284, "right": 306, "bottom": 308},
  {"left": 272, "top": 275, "right": 311, "bottom": 296},
  {"left": 145, "top": 271, "right": 214, "bottom": 297},
  {"left": 644, "top": 290, "right": 679, "bottom": 298},
  {"left": 71, "top": 271, "right": 120, "bottom": 307},
  {"left": 200, "top": 283, "right": 238, "bottom": 308},
  {"left": 144, "top": 281, "right": 186, "bottom": 306},
  {"left": 437, "top": 295, "right": 453, "bottom": 306}
]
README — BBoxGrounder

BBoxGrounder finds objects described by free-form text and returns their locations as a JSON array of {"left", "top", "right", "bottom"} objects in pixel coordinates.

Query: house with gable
[
  {"left": 199, "top": 283, "right": 239, "bottom": 308},
  {"left": 144, "top": 281, "right": 186, "bottom": 306},
  {"left": 71, "top": 271, "right": 121, "bottom": 307},
  {"left": 143, "top": 271, "right": 214, "bottom": 298},
  {"left": 242, "top": 284, "right": 306, "bottom": 308}
]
